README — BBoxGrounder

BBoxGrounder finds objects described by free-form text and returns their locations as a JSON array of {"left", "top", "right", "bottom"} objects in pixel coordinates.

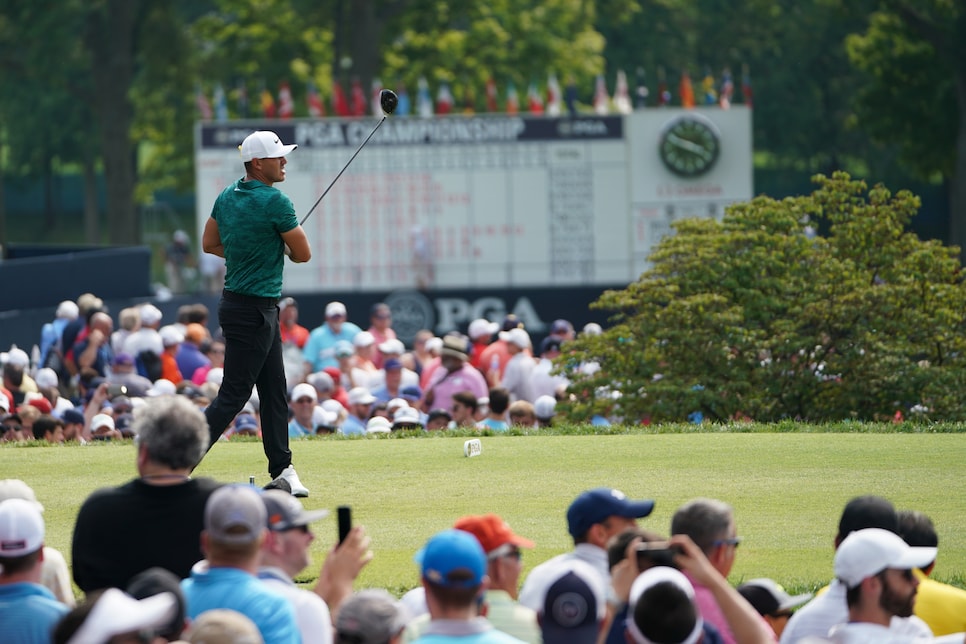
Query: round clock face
[{"left": 658, "top": 114, "right": 721, "bottom": 177}]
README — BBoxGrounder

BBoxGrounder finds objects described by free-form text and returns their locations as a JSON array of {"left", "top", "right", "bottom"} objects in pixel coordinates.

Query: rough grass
[{"left": 3, "top": 424, "right": 965, "bottom": 598}]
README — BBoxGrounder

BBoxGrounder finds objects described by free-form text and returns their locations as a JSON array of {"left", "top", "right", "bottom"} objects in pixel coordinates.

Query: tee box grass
[{"left": 3, "top": 431, "right": 965, "bottom": 597}]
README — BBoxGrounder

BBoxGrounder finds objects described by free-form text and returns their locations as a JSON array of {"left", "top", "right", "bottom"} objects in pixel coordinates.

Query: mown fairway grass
[{"left": 2, "top": 430, "right": 965, "bottom": 597}]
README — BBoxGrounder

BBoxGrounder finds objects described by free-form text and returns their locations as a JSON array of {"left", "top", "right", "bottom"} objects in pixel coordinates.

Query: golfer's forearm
[{"left": 203, "top": 244, "right": 225, "bottom": 258}]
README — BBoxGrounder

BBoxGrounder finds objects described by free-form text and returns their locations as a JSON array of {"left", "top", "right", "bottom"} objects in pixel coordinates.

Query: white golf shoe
[{"left": 275, "top": 465, "right": 309, "bottom": 498}]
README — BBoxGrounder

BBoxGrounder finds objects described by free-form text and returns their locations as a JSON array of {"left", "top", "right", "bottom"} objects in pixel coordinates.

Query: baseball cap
[
  {"left": 233, "top": 413, "right": 259, "bottom": 434},
  {"left": 417, "top": 529, "right": 487, "bottom": 588},
  {"left": 400, "top": 385, "right": 422, "bottom": 402},
  {"left": 378, "top": 338, "right": 405, "bottom": 355},
  {"left": 278, "top": 297, "right": 297, "bottom": 311},
  {"left": 468, "top": 318, "right": 499, "bottom": 340},
  {"left": 501, "top": 327, "right": 531, "bottom": 349},
  {"left": 112, "top": 352, "right": 135, "bottom": 367},
  {"left": 91, "top": 413, "right": 115, "bottom": 432},
  {"left": 551, "top": 319, "right": 574, "bottom": 335},
  {"left": 383, "top": 358, "right": 403, "bottom": 371},
  {"left": 290, "top": 382, "right": 318, "bottom": 403},
  {"left": 834, "top": 527, "right": 937, "bottom": 588},
  {"left": 0, "top": 479, "right": 44, "bottom": 512},
  {"left": 188, "top": 609, "right": 263, "bottom": 644},
  {"left": 334, "top": 340, "right": 355, "bottom": 359},
  {"left": 391, "top": 406, "right": 423, "bottom": 428},
  {"left": 737, "top": 578, "right": 812, "bottom": 616},
  {"left": 540, "top": 336, "right": 563, "bottom": 355},
  {"left": 239, "top": 130, "right": 297, "bottom": 162},
  {"left": 336, "top": 589, "right": 411, "bottom": 644},
  {"left": 146, "top": 379, "right": 178, "bottom": 397},
  {"left": 0, "top": 498, "right": 44, "bottom": 556},
  {"left": 452, "top": 514, "right": 535, "bottom": 555},
  {"left": 127, "top": 567, "right": 188, "bottom": 641},
  {"left": 366, "top": 416, "right": 392, "bottom": 434},
  {"left": 262, "top": 489, "right": 329, "bottom": 531},
  {"left": 204, "top": 484, "right": 266, "bottom": 546},
  {"left": 307, "top": 370, "right": 335, "bottom": 392},
  {"left": 627, "top": 566, "right": 702, "bottom": 644},
  {"left": 56, "top": 300, "right": 79, "bottom": 319},
  {"left": 566, "top": 488, "right": 655, "bottom": 539},
  {"left": 159, "top": 325, "right": 185, "bottom": 347},
  {"left": 534, "top": 395, "right": 557, "bottom": 420},
  {"left": 501, "top": 314, "right": 524, "bottom": 332},
  {"left": 837, "top": 495, "right": 898, "bottom": 540},
  {"left": 353, "top": 331, "right": 376, "bottom": 348},
  {"left": 140, "top": 304, "right": 163, "bottom": 325},
  {"left": 24, "top": 396, "right": 52, "bottom": 415},
  {"left": 65, "top": 588, "right": 179, "bottom": 644},
  {"left": 325, "top": 301, "right": 347, "bottom": 318},
  {"left": 62, "top": 408, "right": 85, "bottom": 425},
  {"left": 34, "top": 368, "right": 59, "bottom": 390},
  {"left": 348, "top": 387, "right": 376, "bottom": 406},
  {"left": 518, "top": 558, "right": 606, "bottom": 643},
  {"left": 4, "top": 348, "right": 29, "bottom": 367}
]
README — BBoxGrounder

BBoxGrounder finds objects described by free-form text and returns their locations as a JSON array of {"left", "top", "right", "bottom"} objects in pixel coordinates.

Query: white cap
[
  {"left": 534, "top": 395, "right": 557, "bottom": 420},
  {"left": 378, "top": 338, "right": 405, "bottom": 355},
  {"left": 4, "top": 348, "right": 29, "bottom": 367},
  {"left": 325, "top": 301, "right": 347, "bottom": 318},
  {"left": 425, "top": 337, "right": 443, "bottom": 354},
  {"left": 159, "top": 325, "right": 184, "bottom": 347},
  {"left": 146, "top": 379, "right": 177, "bottom": 397},
  {"left": 34, "top": 368, "right": 59, "bottom": 390},
  {"left": 387, "top": 398, "right": 409, "bottom": 413},
  {"left": 627, "top": 567, "right": 703, "bottom": 644},
  {"left": 321, "top": 399, "right": 346, "bottom": 415},
  {"left": 834, "top": 527, "right": 937, "bottom": 588},
  {"left": 393, "top": 406, "right": 422, "bottom": 426},
  {"left": 501, "top": 327, "right": 531, "bottom": 349},
  {"left": 468, "top": 319, "right": 499, "bottom": 340},
  {"left": 290, "top": 382, "right": 318, "bottom": 403},
  {"left": 206, "top": 368, "right": 224, "bottom": 386},
  {"left": 0, "top": 480, "right": 44, "bottom": 512},
  {"left": 307, "top": 370, "right": 335, "bottom": 392},
  {"left": 140, "top": 304, "right": 163, "bottom": 326},
  {"left": 0, "top": 498, "right": 44, "bottom": 557},
  {"left": 582, "top": 322, "right": 603, "bottom": 336},
  {"left": 518, "top": 557, "right": 607, "bottom": 621},
  {"left": 56, "top": 300, "right": 79, "bottom": 320},
  {"left": 348, "top": 387, "right": 376, "bottom": 406},
  {"left": 91, "top": 414, "right": 115, "bottom": 431},
  {"left": 240, "top": 130, "right": 297, "bottom": 162},
  {"left": 312, "top": 406, "right": 337, "bottom": 428},
  {"left": 66, "top": 588, "right": 178, "bottom": 644},
  {"left": 366, "top": 416, "right": 392, "bottom": 434},
  {"left": 353, "top": 331, "right": 376, "bottom": 348}
]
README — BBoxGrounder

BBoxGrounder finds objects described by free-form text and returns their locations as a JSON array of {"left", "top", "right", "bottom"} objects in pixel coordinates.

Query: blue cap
[
  {"left": 416, "top": 529, "right": 486, "bottom": 588},
  {"left": 400, "top": 385, "right": 422, "bottom": 402},
  {"left": 384, "top": 358, "right": 403, "bottom": 371},
  {"left": 62, "top": 408, "right": 85, "bottom": 425},
  {"left": 566, "top": 488, "right": 655, "bottom": 539}
]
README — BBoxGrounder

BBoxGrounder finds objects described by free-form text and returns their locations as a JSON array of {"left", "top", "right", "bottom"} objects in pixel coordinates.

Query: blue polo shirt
[{"left": 0, "top": 582, "right": 69, "bottom": 644}]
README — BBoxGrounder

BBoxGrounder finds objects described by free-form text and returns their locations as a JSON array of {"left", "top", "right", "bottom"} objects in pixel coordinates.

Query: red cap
[
  {"left": 453, "top": 513, "right": 535, "bottom": 554},
  {"left": 24, "top": 397, "right": 52, "bottom": 415},
  {"left": 323, "top": 367, "right": 342, "bottom": 389}
]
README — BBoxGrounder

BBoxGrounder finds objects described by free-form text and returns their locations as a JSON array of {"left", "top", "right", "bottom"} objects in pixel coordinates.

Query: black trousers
[{"left": 204, "top": 290, "right": 291, "bottom": 478}]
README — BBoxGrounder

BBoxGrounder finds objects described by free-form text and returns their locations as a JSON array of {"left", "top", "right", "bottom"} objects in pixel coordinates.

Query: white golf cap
[
  {"left": 290, "top": 382, "right": 318, "bottom": 403},
  {"left": 834, "top": 527, "right": 937, "bottom": 588},
  {"left": 468, "top": 319, "right": 499, "bottom": 340},
  {"left": 240, "top": 130, "right": 297, "bottom": 162},
  {"left": 66, "top": 588, "right": 178, "bottom": 644}
]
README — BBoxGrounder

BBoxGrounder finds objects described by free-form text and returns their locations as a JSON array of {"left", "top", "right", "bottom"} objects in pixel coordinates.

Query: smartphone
[
  {"left": 636, "top": 542, "right": 682, "bottom": 569},
  {"left": 106, "top": 384, "right": 128, "bottom": 398},
  {"left": 337, "top": 506, "right": 352, "bottom": 545}
]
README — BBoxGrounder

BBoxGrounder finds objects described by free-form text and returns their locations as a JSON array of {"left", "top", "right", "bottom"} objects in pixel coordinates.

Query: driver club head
[{"left": 379, "top": 89, "right": 398, "bottom": 116}]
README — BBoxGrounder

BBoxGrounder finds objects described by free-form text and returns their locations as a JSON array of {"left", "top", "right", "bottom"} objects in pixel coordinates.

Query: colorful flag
[
  {"left": 260, "top": 83, "right": 276, "bottom": 118},
  {"left": 593, "top": 75, "right": 610, "bottom": 114},
  {"left": 741, "top": 64, "right": 753, "bottom": 108},
  {"left": 564, "top": 75, "right": 578, "bottom": 116},
  {"left": 505, "top": 80, "right": 519, "bottom": 114},
  {"left": 277, "top": 81, "right": 294, "bottom": 118},
  {"left": 719, "top": 68, "right": 734, "bottom": 109},
  {"left": 395, "top": 81, "right": 411, "bottom": 116},
  {"left": 634, "top": 67, "right": 649, "bottom": 109},
  {"left": 527, "top": 80, "right": 544, "bottom": 114},
  {"left": 235, "top": 80, "right": 249, "bottom": 118},
  {"left": 332, "top": 81, "right": 350, "bottom": 117},
  {"left": 436, "top": 81, "right": 453, "bottom": 115},
  {"left": 350, "top": 78, "right": 367, "bottom": 116},
  {"left": 196, "top": 85, "right": 212, "bottom": 120},
  {"left": 613, "top": 70, "right": 632, "bottom": 114},
  {"left": 371, "top": 77, "right": 383, "bottom": 116},
  {"left": 213, "top": 83, "right": 228, "bottom": 122},
  {"left": 701, "top": 68, "right": 717, "bottom": 105},
  {"left": 657, "top": 67, "right": 670, "bottom": 106},
  {"left": 546, "top": 73, "right": 562, "bottom": 116},
  {"left": 485, "top": 77, "right": 498, "bottom": 112},
  {"left": 417, "top": 77, "right": 433, "bottom": 117},
  {"left": 306, "top": 80, "right": 325, "bottom": 117},
  {"left": 679, "top": 70, "right": 695, "bottom": 108}
]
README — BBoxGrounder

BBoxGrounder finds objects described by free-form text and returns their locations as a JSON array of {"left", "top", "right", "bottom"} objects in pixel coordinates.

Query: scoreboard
[{"left": 195, "top": 107, "right": 752, "bottom": 294}]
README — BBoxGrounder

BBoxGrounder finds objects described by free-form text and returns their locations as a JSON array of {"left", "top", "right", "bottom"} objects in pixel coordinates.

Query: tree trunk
[
  {"left": 84, "top": 0, "right": 141, "bottom": 246},
  {"left": 83, "top": 156, "right": 99, "bottom": 245},
  {"left": 347, "top": 0, "right": 381, "bottom": 95},
  {"left": 952, "top": 72, "right": 966, "bottom": 262}
]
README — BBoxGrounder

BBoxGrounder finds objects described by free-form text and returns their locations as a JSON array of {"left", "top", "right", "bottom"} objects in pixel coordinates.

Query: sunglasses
[
  {"left": 713, "top": 537, "right": 742, "bottom": 548},
  {"left": 294, "top": 398, "right": 315, "bottom": 404}
]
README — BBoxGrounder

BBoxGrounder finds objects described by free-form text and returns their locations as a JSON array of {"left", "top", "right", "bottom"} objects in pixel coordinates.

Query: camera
[
  {"left": 106, "top": 384, "right": 128, "bottom": 398},
  {"left": 635, "top": 542, "right": 682, "bottom": 569}
]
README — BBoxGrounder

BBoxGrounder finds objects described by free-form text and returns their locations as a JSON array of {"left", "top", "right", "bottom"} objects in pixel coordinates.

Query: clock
[{"left": 658, "top": 114, "right": 721, "bottom": 177}]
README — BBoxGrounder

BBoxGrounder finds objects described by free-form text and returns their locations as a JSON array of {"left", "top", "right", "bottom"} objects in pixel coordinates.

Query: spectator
[
  {"left": 38, "top": 300, "right": 78, "bottom": 376},
  {"left": 479, "top": 315, "right": 524, "bottom": 385},
  {"left": 425, "top": 408, "right": 453, "bottom": 431},
  {"left": 158, "top": 325, "right": 185, "bottom": 384},
  {"left": 107, "top": 352, "right": 153, "bottom": 398},
  {"left": 60, "top": 409, "right": 86, "bottom": 443},
  {"left": 367, "top": 303, "right": 397, "bottom": 369},
  {"left": 303, "top": 301, "right": 363, "bottom": 373},
  {"left": 180, "top": 485, "right": 299, "bottom": 643},
  {"left": 343, "top": 387, "right": 376, "bottom": 436},
  {"left": 279, "top": 297, "right": 310, "bottom": 348},
  {"left": 779, "top": 495, "right": 933, "bottom": 643},
  {"left": 518, "top": 558, "right": 606, "bottom": 644},
  {"left": 1, "top": 411, "right": 24, "bottom": 443},
  {"left": 422, "top": 335, "right": 488, "bottom": 415},
  {"left": 126, "top": 567, "right": 189, "bottom": 642},
  {"left": 519, "top": 486, "right": 654, "bottom": 629},
  {"left": 52, "top": 587, "right": 178, "bottom": 644},
  {"left": 191, "top": 339, "right": 226, "bottom": 386},
  {"left": 896, "top": 509, "right": 966, "bottom": 636},
  {"left": 72, "top": 396, "right": 222, "bottom": 593},
  {"left": 349, "top": 332, "right": 379, "bottom": 383},
  {"left": 507, "top": 400, "right": 536, "bottom": 428},
  {"left": 165, "top": 229, "right": 194, "bottom": 294},
  {"left": 405, "top": 329, "right": 436, "bottom": 378},
  {"left": 827, "top": 528, "right": 936, "bottom": 642},
  {"left": 111, "top": 306, "right": 142, "bottom": 357},
  {"left": 533, "top": 395, "right": 557, "bottom": 428},
  {"left": 73, "top": 312, "right": 114, "bottom": 379},
  {"left": 90, "top": 413, "right": 122, "bottom": 441},
  {"left": 477, "top": 387, "right": 510, "bottom": 431},
  {"left": 30, "top": 415, "right": 65, "bottom": 443},
  {"left": 467, "top": 319, "right": 498, "bottom": 370},
  {"left": 548, "top": 319, "right": 576, "bottom": 343},
  {"left": 411, "top": 529, "right": 525, "bottom": 643},
  {"left": 531, "top": 337, "right": 569, "bottom": 401},
  {"left": 737, "top": 579, "right": 812, "bottom": 639},
  {"left": 373, "top": 358, "right": 405, "bottom": 403},
  {"left": 0, "top": 498, "right": 70, "bottom": 642},
  {"left": 498, "top": 329, "right": 535, "bottom": 403},
  {"left": 176, "top": 323, "right": 211, "bottom": 381},
  {"left": 0, "top": 479, "right": 75, "bottom": 607},
  {"left": 61, "top": 293, "right": 104, "bottom": 379},
  {"left": 288, "top": 383, "right": 318, "bottom": 438},
  {"left": 449, "top": 391, "right": 479, "bottom": 428},
  {"left": 188, "top": 609, "right": 263, "bottom": 643},
  {"left": 336, "top": 589, "right": 410, "bottom": 644},
  {"left": 123, "top": 304, "right": 165, "bottom": 382},
  {"left": 392, "top": 406, "right": 425, "bottom": 431},
  {"left": 258, "top": 490, "right": 373, "bottom": 643}
]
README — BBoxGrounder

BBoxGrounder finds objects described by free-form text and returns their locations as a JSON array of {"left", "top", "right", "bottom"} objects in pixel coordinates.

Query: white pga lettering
[{"left": 434, "top": 296, "right": 546, "bottom": 334}]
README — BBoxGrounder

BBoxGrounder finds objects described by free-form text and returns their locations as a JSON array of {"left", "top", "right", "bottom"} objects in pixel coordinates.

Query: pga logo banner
[{"left": 463, "top": 439, "right": 482, "bottom": 458}]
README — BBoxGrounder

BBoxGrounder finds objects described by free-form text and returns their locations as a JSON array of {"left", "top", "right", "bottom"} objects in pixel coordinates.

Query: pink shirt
[{"left": 424, "top": 364, "right": 488, "bottom": 413}]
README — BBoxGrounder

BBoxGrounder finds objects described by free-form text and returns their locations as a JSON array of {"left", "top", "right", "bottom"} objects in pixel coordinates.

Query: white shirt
[
  {"left": 258, "top": 567, "right": 333, "bottom": 644},
  {"left": 530, "top": 358, "right": 569, "bottom": 400},
  {"left": 501, "top": 353, "right": 535, "bottom": 403}
]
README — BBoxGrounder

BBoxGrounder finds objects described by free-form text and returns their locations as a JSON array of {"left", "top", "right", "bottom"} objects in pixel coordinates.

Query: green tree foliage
[{"left": 560, "top": 173, "right": 966, "bottom": 423}]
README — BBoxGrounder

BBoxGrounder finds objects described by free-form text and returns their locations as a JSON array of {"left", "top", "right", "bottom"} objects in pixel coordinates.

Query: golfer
[{"left": 200, "top": 130, "right": 312, "bottom": 497}]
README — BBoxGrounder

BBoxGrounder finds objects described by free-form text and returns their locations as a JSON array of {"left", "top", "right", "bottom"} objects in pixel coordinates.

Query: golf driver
[{"left": 300, "top": 88, "right": 398, "bottom": 225}]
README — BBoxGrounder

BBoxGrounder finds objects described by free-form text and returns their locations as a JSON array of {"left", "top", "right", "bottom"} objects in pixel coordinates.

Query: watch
[{"left": 658, "top": 114, "right": 721, "bottom": 177}]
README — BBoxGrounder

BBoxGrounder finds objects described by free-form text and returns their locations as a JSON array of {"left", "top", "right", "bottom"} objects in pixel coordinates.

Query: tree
[{"left": 560, "top": 172, "right": 966, "bottom": 423}]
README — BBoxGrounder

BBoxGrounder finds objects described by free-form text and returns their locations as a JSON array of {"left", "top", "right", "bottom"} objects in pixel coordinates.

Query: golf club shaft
[{"left": 300, "top": 115, "right": 388, "bottom": 226}]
